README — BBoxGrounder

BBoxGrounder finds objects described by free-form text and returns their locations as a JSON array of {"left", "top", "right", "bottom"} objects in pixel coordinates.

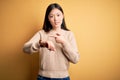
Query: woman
[{"left": 23, "top": 3, "right": 80, "bottom": 80}]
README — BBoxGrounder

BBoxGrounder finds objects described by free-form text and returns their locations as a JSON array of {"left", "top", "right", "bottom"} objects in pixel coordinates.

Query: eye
[
  {"left": 57, "top": 14, "right": 60, "bottom": 17},
  {"left": 49, "top": 15, "right": 53, "bottom": 18}
]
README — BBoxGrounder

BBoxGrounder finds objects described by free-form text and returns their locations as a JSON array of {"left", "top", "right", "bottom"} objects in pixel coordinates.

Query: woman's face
[{"left": 48, "top": 8, "right": 64, "bottom": 29}]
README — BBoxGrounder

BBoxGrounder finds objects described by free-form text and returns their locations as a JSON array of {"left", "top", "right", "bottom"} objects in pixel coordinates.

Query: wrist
[{"left": 39, "top": 40, "right": 48, "bottom": 48}]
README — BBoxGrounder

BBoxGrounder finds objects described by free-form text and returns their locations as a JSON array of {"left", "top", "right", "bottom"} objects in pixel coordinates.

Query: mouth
[{"left": 54, "top": 22, "right": 60, "bottom": 25}]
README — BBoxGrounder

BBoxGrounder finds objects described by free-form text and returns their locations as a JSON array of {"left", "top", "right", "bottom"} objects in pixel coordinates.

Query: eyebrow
[{"left": 49, "top": 12, "right": 61, "bottom": 15}]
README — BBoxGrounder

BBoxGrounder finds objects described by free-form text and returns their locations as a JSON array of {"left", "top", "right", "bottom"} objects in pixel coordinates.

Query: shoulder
[
  {"left": 38, "top": 29, "right": 44, "bottom": 33},
  {"left": 38, "top": 29, "right": 46, "bottom": 34},
  {"left": 63, "top": 30, "right": 75, "bottom": 39},
  {"left": 63, "top": 30, "right": 74, "bottom": 36}
]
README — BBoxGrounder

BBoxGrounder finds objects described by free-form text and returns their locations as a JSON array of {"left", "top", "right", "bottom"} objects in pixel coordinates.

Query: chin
[{"left": 54, "top": 25, "right": 61, "bottom": 28}]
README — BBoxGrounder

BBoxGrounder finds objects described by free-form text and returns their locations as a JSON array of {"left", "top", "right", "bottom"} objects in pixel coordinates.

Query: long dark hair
[{"left": 42, "top": 3, "right": 69, "bottom": 32}]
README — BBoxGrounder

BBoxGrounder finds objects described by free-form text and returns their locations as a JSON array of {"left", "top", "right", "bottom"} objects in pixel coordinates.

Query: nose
[{"left": 54, "top": 16, "right": 57, "bottom": 21}]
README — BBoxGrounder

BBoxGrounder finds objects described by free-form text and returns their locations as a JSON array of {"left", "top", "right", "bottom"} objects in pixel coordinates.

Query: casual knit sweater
[{"left": 23, "top": 29, "right": 80, "bottom": 78}]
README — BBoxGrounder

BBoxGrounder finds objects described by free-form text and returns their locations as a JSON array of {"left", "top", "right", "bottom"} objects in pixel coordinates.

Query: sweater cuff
[{"left": 31, "top": 41, "right": 40, "bottom": 51}]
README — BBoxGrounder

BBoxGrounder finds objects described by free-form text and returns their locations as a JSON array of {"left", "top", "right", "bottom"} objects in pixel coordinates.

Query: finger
[
  {"left": 48, "top": 45, "right": 55, "bottom": 51},
  {"left": 49, "top": 35, "right": 56, "bottom": 38},
  {"left": 51, "top": 46, "right": 56, "bottom": 51},
  {"left": 49, "top": 43, "right": 56, "bottom": 51},
  {"left": 46, "top": 42, "right": 50, "bottom": 49},
  {"left": 49, "top": 35, "right": 58, "bottom": 39},
  {"left": 56, "top": 33, "right": 60, "bottom": 36}
]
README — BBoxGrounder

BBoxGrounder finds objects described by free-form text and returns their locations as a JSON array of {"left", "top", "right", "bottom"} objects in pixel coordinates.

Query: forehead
[{"left": 49, "top": 8, "right": 62, "bottom": 15}]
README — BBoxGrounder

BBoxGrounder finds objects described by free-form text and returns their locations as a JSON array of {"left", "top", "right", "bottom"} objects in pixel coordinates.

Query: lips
[{"left": 54, "top": 22, "right": 60, "bottom": 25}]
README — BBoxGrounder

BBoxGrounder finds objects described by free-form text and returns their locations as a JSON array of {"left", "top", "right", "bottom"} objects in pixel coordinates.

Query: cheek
[
  {"left": 60, "top": 16, "right": 64, "bottom": 22},
  {"left": 49, "top": 19, "right": 54, "bottom": 23},
  {"left": 60, "top": 18, "right": 63, "bottom": 23},
  {"left": 49, "top": 20, "right": 55, "bottom": 26}
]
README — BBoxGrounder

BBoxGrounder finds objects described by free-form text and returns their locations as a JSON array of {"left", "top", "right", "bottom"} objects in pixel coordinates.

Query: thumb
[{"left": 56, "top": 33, "right": 60, "bottom": 36}]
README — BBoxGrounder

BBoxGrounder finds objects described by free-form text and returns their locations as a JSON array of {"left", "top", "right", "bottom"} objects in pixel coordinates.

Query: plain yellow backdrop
[{"left": 0, "top": 0, "right": 120, "bottom": 80}]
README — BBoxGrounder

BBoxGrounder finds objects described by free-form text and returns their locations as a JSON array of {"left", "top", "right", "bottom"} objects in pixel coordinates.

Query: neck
[{"left": 52, "top": 27, "right": 62, "bottom": 32}]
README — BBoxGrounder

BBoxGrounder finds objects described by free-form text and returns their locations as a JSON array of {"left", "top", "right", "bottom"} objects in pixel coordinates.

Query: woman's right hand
[{"left": 39, "top": 40, "right": 56, "bottom": 51}]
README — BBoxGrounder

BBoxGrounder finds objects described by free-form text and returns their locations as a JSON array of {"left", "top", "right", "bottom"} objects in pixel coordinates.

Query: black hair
[{"left": 42, "top": 3, "right": 69, "bottom": 32}]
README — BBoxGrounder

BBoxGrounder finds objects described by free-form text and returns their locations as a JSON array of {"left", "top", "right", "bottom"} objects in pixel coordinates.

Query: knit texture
[{"left": 23, "top": 29, "right": 80, "bottom": 78}]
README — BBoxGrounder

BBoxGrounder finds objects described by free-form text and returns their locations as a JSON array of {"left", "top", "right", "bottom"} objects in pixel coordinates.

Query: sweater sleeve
[
  {"left": 62, "top": 32, "right": 80, "bottom": 64},
  {"left": 23, "top": 31, "right": 41, "bottom": 54}
]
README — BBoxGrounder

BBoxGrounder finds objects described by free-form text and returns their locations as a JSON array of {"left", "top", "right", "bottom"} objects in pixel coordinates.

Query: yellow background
[{"left": 0, "top": 0, "right": 120, "bottom": 80}]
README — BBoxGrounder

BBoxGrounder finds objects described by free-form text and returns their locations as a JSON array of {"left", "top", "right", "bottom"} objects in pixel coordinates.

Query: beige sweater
[{"left": 23, "top": 29, "right": 80, "bottom": 78}]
